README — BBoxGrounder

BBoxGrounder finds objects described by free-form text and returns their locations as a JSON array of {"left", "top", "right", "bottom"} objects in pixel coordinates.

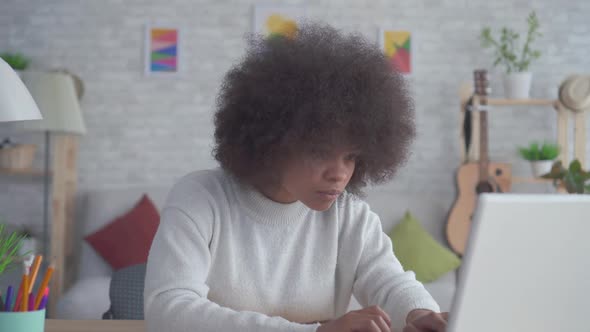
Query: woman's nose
[{"left": 325, "top": 158, "right": 350, "bottom": 182}]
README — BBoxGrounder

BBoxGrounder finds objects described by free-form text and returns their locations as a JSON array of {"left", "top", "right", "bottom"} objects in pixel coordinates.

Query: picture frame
[
  {"left": 252, "top": 4, "right": 307, "bottom": 38},
  {"left": 378, "top": 28, "right": 413, "bottom": 75},
  {"left": 144, "top": 25, "right": 182, "bottom": 76}
]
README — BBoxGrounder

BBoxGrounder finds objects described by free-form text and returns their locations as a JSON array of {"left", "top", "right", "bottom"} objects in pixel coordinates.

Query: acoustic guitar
[{"left": 446, "top": 70, "right": 512, "bottom": 256}]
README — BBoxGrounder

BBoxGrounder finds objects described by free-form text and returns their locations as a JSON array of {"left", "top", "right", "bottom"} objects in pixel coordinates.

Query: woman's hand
[
  {"left": 404, "top": 309, "right": 449, "bottom": 332},
  {"left": 317, "top": 305, "right": 392, "bottom": 332}
]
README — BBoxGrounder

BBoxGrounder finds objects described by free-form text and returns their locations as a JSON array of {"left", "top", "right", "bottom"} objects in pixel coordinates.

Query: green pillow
[{"left": 389, "top": 211, "right": 461, "bottom": 283}]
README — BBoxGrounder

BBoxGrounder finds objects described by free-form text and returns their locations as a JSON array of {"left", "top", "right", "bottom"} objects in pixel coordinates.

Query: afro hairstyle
[{"left": 213, "top": 21, "right": 415, "bottom": 195}]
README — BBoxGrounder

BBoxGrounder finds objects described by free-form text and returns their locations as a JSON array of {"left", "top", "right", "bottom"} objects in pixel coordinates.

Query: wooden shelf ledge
[
  {"left": 0, "top": 168, "right": 49, "bottom": 177},
  {"left": 472, "top": 97, "right": 557, "bottom": 107},
  {"left": 512, "top": 176, "right": 554, "bottom": 184}
]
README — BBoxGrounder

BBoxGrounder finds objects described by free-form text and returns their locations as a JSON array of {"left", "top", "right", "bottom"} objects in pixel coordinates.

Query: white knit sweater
[{"left": 144, "top": 168, "right": 439, "bottom": 332}]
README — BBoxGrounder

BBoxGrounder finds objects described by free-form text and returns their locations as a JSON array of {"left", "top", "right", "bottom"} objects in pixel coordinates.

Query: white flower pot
[
  {"left": 530, "top": 160, "right": 554, "bottom": 178},
  {"left": 504, "top": 72, "right": 532, "bottom": 99}
]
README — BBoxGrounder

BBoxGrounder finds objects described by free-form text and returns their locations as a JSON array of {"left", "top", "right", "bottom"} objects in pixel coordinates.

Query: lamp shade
[
  {"left": 0, "top": 58, "right": 43, "bottom": 122},
  {"left": 16, "top": 71, "right": 86, "bottom": 134}
]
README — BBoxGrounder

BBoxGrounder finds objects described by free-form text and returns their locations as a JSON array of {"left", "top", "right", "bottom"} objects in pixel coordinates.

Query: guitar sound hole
[
  {"left": 476, "top": 182, "right": 494, "bottom": 194},
  {"left": 496, "top": 168, "right": 503, "bottom": 176}
]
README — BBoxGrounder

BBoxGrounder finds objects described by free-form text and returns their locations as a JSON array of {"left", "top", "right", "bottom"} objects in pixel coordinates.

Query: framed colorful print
[
  {"left": 144, "top": 25, "right": 181, "bottom": 76},
  {"left": 379, "top": 29, "right": 412, "bottom": 75},
  {"left": 252, "top": 4, "right": 307, "bottom": 39}
]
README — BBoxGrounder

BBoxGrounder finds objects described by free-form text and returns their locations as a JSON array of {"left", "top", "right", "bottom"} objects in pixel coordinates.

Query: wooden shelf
[
  {"left": 0, "top": 168, "right": 49, "bottom": 177},
  {"left": 460, "top": 92, "right": 567, "bottom": 165},
  {"left": 473, "top": 97, "right": 557, "bottom": 107},
  {"left": 512, "top": 176, "right": 554, "bottom": 184},
  {"left": 512, "top": 176, "right": 567, "bottom": 193},
  {"left": 488, "top": 98, "right": 555, "bottom": 106}
]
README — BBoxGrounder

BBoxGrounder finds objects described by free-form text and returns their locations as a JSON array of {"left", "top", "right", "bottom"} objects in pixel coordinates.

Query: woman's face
[{"left": 259, "top": 145, "right": 359, "bottom": 211}]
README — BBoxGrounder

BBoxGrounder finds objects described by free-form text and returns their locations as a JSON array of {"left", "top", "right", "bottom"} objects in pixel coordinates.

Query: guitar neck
[
  {"left": 473, "top": 70, "right": 490, "bottom": 182},
  {"left": 479, "top": 98, "right": 489, "bottom": 163}
]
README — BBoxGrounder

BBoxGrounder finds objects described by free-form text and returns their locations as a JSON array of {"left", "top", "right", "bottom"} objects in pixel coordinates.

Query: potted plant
[
  {"left": 0, "top": 223, "right": 28, "bottom": 279},
  {"left": 541, "top": 159, "right": 590, "bottom": 194},
  {"left": 518, "top": 141, "right": 560, "bottom": 177},
  {"left": 0, "top": 52, "right": 31, "bottom": 77},
  {"left": 480, "top": 11, "right": 542, "bottom": 99}
]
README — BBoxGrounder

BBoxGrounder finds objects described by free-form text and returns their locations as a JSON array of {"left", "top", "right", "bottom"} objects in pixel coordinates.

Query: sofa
[
  {"left": 56, "top": 185, "right": 171, "bottom": 319},
  {"left": 56, "top": 183, "right": 458, "bottom": 319}
]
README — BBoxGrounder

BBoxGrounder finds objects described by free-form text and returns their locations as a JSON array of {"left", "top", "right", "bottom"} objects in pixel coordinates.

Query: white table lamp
[
  {"left": 0, "top": 58, "right": 43, "bottom": 122},
  {"left": 16, "top": 71, "right": 86, "bottom": 134},
  {"left": 9, "top": 71, "right": 87, "bottom": 274}
]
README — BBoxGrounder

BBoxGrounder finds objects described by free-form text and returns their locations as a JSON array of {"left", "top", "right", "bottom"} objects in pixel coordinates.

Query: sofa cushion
[
  {"left": 363, "top": 189, "right": 454, "bottom": 247},
  {"left": 78, "top": 186, "right": 170, "bottom": 279},
  {"left": 55, "top": 276, "right": 111, "bottom": 319},
  {"left": 85, "top": 194, "right": 160, "bottom": 270},
  {"left": 390, "top": 211, "right": 461, "bottom": 283},
  {"left": 108, "top": 263, "right": 146, "bottom": 320}
]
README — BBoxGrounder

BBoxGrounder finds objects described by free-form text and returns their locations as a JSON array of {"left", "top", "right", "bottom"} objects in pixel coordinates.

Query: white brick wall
[{"left": 0, "top": 0, "right": 589, "bottom": 230}]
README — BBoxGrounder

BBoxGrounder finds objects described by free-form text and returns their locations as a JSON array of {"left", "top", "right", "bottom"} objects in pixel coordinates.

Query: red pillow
[{"left": 85, "top": 194, "right": 160, "bottom": 270}]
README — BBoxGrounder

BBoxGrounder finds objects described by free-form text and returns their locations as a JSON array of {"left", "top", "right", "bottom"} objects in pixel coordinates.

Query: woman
[{"left": 144, "top": 22, "right": 448, "bottom": 332}]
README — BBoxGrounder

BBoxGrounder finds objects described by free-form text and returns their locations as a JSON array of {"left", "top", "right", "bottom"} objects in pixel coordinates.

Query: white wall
[{"left": 0, "top": 0, "right": 589, "bottom": 231}]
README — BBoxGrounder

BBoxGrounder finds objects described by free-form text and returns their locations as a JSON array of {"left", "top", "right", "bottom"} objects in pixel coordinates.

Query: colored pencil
[
  {"left": 37, "top": 287, "right": 49, "bottom": 310},
  {"left": 38, "top": 294, "right": 48, "bottom": 311},
  {"left": 35, "top": 262, "right": 54, "bottom": 310},
  {"left": 0, "top": 294, "right": 4, "bottom": 311},
  {"left": 28, "top": 255, "right": 43, "bottom": 294},
  {"left": 12, "top": 274, "right": 27, "bottom": 312},
  {"left": 4, "top": 286, "right": 13, "bottom": 312},
  {"left": 27, "top": 293, "right": 34, "bottom": 311},
  {"left": 21, "top": 267, "right": 29, "bottom": 312}
]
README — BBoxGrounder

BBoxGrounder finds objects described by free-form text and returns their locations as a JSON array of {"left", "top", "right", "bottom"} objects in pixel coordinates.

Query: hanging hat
[{"left": 559, "top": 75, "right": 590, "bottom": 113}]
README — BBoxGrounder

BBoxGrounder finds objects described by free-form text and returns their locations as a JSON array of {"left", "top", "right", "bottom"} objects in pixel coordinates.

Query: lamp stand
[
  {"left": 46, "top": 133, "right": 79, "bottom": 318},
  {"left": 42, "top": 131, "right": 51, "bottom": 268}
]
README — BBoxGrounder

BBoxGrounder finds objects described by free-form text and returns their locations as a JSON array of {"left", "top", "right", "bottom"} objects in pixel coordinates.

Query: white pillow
[{"left": 55, "top": 276, "right": 111, "bottom": 319}]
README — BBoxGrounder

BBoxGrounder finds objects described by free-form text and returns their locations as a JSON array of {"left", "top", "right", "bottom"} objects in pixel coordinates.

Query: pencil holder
[{"left": 0, "top": 309, "right": 45, "bottom": 332}]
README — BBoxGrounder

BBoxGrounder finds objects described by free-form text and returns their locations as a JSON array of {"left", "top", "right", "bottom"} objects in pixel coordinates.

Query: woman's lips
[{"left": 317, "top": 190, "right": 341, "bottom": 200}]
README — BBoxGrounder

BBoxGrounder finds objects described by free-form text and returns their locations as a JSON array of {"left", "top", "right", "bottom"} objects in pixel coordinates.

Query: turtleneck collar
[{"left": 231, "top": 175, "right": 310, "bottom": 226}]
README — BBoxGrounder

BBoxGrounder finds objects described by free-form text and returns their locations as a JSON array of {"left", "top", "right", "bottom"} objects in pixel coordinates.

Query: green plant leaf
[
  {"left": 569, "top": 159, "right": 582, "bottom": 173},
  {"left": 541, "top": 160, "right": 566, "bottom": 179},
  {"left": 481, "top": 11, "right": 541, "bottom": 74},
  {"left": 540, "top": 142, "right": 560, "bottom": 160},
  {"left": 545, "top": 159, "right": 590, "bottom": 194},
  {"left": 0, "top": 52, "right": 30, "bottom": 70},
  {"left": 518, "top": 147, "right": 532, "bottom": 160},
  {"left": 0, "top": 223, "right": 27, "bottom": 276},
  {"left": 564, "top": 172, "right": 584, "bottom": 193}
]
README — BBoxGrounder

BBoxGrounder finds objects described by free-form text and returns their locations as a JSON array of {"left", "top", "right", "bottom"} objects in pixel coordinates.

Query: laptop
[{"left": 447, "top": 193, "right": 590, "bottom": 332}]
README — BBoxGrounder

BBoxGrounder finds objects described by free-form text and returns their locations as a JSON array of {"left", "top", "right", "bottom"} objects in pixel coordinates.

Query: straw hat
[{"left": 559, "top": 75, "right": 590, "bottom": 113}]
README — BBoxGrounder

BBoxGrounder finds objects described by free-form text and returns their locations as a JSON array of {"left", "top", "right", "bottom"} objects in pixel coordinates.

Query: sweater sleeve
[
  {"left": 351, "top": 208, "right": 440, "bottom": 331},
  {"left": 144, "top": 205, "right": 320, "bottom": 332}
]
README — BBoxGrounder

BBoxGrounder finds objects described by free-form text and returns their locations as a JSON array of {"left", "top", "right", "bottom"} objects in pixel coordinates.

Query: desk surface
[{"left": 45, "top": 319, "right": 145, "bottom": 332}]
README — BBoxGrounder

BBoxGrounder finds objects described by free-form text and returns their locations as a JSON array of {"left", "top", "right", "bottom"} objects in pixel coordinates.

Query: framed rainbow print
[
  {"left": 379, "top": 29, "right": 412, "bottom": 75},
  {"left": 144, "top": 25, "right": 181, "bottom": 75}
]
